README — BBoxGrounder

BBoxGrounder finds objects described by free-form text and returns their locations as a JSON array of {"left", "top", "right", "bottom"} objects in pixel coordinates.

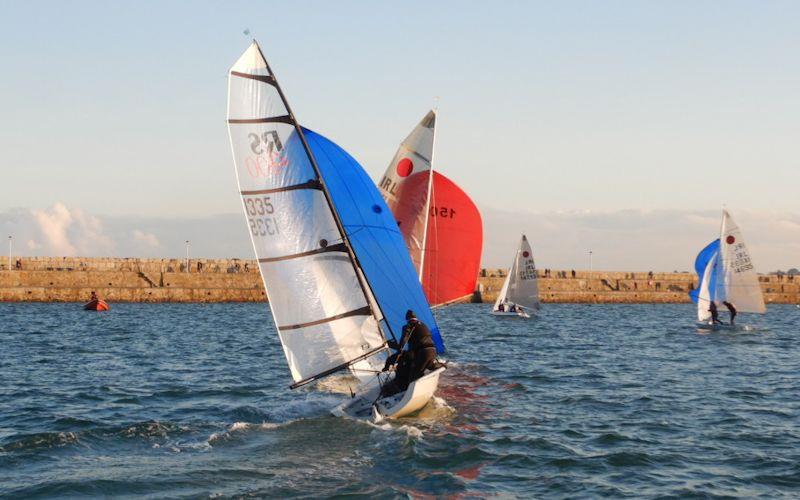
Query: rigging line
[
  {"left": 348, "top": 368, "right": 385, "bottom": 374},
  {"left": 429, "top": 170, "right": 441, "bottom": 302}
]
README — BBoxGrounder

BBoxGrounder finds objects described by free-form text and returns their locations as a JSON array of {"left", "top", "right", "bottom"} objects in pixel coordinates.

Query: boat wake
[{"left": 206, "top": 421, "right": 287, "bottom": 447}]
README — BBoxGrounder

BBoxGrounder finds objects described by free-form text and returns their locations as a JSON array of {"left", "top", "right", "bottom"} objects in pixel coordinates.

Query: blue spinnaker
[
  {"left": 689, "top": 239, "right": 720, "bottom": 304},
  {"left": 303, "top": 128, "right": 445, "bottom": 353}
]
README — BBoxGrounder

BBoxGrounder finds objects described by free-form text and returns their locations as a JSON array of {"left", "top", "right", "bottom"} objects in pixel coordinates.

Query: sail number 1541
[{"left": 429, "top": 206, "right": 456, "bottom": 219}]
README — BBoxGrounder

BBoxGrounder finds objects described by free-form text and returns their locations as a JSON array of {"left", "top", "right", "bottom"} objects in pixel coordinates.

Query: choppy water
[{"left": 1, "top": 303, "right": 799, "bottom": 498}]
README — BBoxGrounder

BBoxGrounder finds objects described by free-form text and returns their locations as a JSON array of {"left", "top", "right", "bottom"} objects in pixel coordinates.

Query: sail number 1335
[{"left": 244, "top": 197, "right": 280, "bottom": 237}]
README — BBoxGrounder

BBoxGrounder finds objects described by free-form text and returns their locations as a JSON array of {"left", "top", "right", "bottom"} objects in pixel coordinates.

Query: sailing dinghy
[
  {"left": 491, "top": 234, "right": 540, "bottom": 318},
  {"left": 226, "top": 41, "right": 445, "bottom": 419},
  {"left": 378, "top": 110, "right": 483, "bottom": 307},
  {"left": 689, "top": 209, "right": 766, "bottom": 328}
]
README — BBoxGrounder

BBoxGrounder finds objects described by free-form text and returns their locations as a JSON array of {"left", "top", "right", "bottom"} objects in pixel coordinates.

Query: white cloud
[
  {"left": 31, "top": 202, "right": 76, "bottom": 255},
  {"left": 481, "top": 207, "right": 800, "bottom": 272},
  {"left": 132, "top": 230, "right": 160, "bottom": 248},
  {"left": 7, "top": 203, "right": 116, "bottom": 257},
  {"left": 1, "top": 204, "right": 798, "bottom": 272}
]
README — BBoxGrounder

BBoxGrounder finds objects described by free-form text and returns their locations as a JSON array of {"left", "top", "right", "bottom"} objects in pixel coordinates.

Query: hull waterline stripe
[
  {"left": 241, "top": 179, "right": 322, "bottom": 195},
  {"left": 278, "top": 305, "right": 372, "bottom": 331},
  {"left": 259, "top": 243, "right": 347, "bottom": 263},
  {"left": 231, "top": 71, "right": 277, "bottom": 86},
  {"left": 228, "top": 115, "right": 293, "bottom": 124},
  {"left": 290, "top": 343, "right": 388, "bottom": 389}
]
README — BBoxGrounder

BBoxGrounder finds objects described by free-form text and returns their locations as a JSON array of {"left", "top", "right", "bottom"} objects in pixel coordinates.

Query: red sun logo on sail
[
  {"left": 726, "top": 235, "right": 736, "bottom": 244},
  {"left": 523, "top": 251, "right": 530, "bottom": 258},
  {"left": 396, "top": 158, "right": 413, "bottom": 177}
]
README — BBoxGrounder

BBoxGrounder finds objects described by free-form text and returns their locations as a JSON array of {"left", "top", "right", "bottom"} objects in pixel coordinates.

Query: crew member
[
  {"left": 709, "top": 301, "right": 724, "bottom": 325},
  {"left": 90, "top": 291, "right": 98, "bottom": 302},
  {"left": 399, "top": 310, "right": 437, "bottom": 381},
  {"left": 384, "top": 310, "right": 437, "bottom": 390},
  {"left": 722, "top": 301, "right": 737, "bottom": 325}
]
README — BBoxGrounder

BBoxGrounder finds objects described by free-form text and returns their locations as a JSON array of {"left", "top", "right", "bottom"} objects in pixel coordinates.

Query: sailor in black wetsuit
[
  {"left": 383, "top": 310, "right": 437, "bottom": 393},
  {"left": 722, "top": 301, "right": 737, "bottom": 325},
  {"left": 709, "top": 301, "right": 724, "bottom": 325},
  {"left": 399, "top": 310, "right": 437, "bottom": 382}
]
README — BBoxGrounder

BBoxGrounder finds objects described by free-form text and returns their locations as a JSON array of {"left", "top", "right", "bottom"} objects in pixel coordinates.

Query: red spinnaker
[{"left": 394, "top": 171, "right": 482, "bottom": 306}]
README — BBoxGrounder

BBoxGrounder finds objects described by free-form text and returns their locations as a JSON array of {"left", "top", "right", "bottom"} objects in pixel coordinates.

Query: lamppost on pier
[
  {"left": 185, "top": 240, "right": 190, "bottom": 273},
  {"left": 589, "top": 250, "right": 593, "bottom": 274},
  {"left": 7, "top": 236, "right": 11, "bottom": 271}
]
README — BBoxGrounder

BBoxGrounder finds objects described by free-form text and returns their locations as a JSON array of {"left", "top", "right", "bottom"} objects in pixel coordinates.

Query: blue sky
[{"left": 1, "top": 1, "right": 798, "bottom": 268}]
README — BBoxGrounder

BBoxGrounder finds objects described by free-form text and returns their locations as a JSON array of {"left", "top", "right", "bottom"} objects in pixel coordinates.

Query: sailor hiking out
[
  {"left": 709, "top": 301, "right": 724, "bottom": 325},
  {"left": 383, "top": 310, "right": 439, "bottom": 394},
  {"left": 722, "top": 301, "right": 737, "bottom": 325}
]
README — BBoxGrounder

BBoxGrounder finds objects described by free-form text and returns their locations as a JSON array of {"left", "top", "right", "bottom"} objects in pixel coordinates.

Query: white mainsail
[
  {"left": 713, "top": 209, "right": 766, "bottom": 314},
  {"left": 378, "top": 111, "right": 436, "bottom": 275},
  {"left": 493, "top": 235, "right": 540, "bottom": 311},
  {"left": 226, "top": 42, "right": 385, "bottom": 386},
  {"left": 492, "top": 269, "right": 511, "bottom": 311}
]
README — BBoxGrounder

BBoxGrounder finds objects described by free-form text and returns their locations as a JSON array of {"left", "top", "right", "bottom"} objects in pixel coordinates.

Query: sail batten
[
  {"left": 278, "top": 306, "right": 372, "bottom": 331},
  {"left": 241, "top": 180, "right": 323, "bottom": 196},
  {"left": 258, "top": 243, "right": 348, "bottom": 263},
  {"left": 230, "top": 71, "right": 277, "bottom": 85},
  {"left": 228, "top": 116, "right": 294, "bottom": 124},
  {"left": 227, "top": 41, "right": 386, "bottom": 384}
]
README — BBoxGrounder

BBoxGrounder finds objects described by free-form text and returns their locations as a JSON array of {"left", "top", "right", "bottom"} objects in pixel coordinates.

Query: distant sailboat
[
  {"left": 689, "top": 209, "right": 766, "bottom": 327},
  {"left": 378, "top": 110, "right": 483, "bottom": 307},
  {"left": 491, "top": 235, "right": 540, "bottom": 318},
  {"left": 226, "top": 41, "right": 445, "bottom": 419}
]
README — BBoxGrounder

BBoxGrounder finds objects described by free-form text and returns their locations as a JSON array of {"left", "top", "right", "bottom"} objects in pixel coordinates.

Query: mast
[
  {"left": 417, "top": 106, "right": 438, "bottom": 283},
  {"left": 230, "top": 42, "right": 393, "bottom": 389},
  {"left": 253, "top": 43, "right": 393, "bottom": 340}
]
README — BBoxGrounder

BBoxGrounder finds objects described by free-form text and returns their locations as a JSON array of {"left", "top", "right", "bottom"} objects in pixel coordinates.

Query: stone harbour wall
[
  {"left": 476, "top": 269, "right": 799, "bottom": 305},
  {"left": 0, "top": 257, "right": 797, "bottom": 304},
  {"left": 0, "top": 257, "right": 264, "bottom": 303}
]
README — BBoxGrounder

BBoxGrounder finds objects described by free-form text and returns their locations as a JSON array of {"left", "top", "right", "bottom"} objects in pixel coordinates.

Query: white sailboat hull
[
  {"left": 332, "top": 367, "right": 445, "bottom": 420},
  {"left": 696, "top": 321, "right": 739, "bottom": 331},
  {"left": 491, "top": 310, "right": 531, "bottom": 318}
]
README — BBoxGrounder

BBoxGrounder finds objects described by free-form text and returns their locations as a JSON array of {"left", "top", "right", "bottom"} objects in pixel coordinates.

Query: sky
[{"left": 0, "top": 1, "right": 798, "bottom": 270}]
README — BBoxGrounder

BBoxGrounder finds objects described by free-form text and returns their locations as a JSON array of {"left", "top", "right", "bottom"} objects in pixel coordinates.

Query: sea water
[{"left": 1, "top": 303, "right": 798, "bottom": 497}]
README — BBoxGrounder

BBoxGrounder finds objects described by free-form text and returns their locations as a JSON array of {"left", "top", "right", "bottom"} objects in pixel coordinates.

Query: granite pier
[{"left": 1, "top": 257, "right": 797, "bottom": 304}]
